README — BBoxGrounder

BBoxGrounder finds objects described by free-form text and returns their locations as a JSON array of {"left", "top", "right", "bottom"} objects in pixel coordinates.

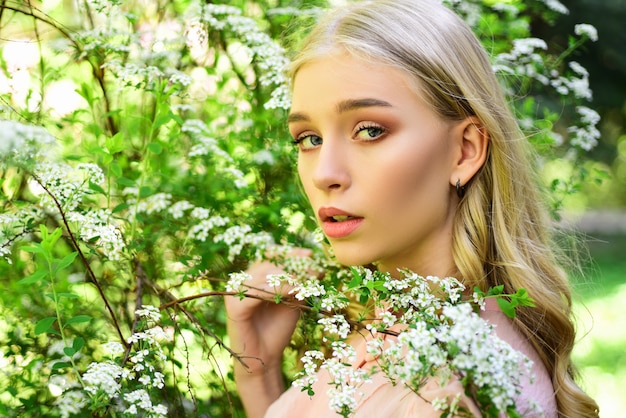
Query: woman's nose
[{"left": 311, "top": 139, "right": 351, "bottom": 192}]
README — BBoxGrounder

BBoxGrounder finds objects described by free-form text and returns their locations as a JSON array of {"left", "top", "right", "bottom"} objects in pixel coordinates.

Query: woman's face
[{"left": 289, "top": 53, "right": 463, "bottom": 277}]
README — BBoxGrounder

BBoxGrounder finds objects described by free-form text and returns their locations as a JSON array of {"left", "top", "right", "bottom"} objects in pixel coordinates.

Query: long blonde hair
[{"left": 288, "top": 0, "right": 599, "bottom": 416}]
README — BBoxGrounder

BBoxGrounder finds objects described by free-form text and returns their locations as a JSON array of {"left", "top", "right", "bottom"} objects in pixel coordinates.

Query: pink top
[{"left": 265, "top": 300, "right": 557, "bottom": 417}]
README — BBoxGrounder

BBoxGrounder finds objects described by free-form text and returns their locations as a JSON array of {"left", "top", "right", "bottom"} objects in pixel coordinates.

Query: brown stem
[
  {"left": 159, "top": 285, "right": 400, "bottom": 338},
  {"left": 31, "top": 173, "right": 129, "bottom": 347},
  {"left": 145, "top": 277, "right": 245, "bottom": 362},
  {"left": 0, "top": 4, "right": 76, "bottom": 46},
  {"left": 119, "top": 257, "right": 147, "bottom": 366}
]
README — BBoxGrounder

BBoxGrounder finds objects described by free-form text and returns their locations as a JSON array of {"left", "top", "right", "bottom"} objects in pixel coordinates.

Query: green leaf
[
  {"left": 35, "top": 317, "right": 57, "bottom": 335},
  {"left": 487, "top": 285, "right": 504, "bottom": 296},
  {"left": 513, "top": 288, "right": 536, "bottom": 308},
  {"left": 18, "top": 269, "right": 48, "bottom": 284},
  {"left": 139, "top": 186, "right": 154, "bottom": 198},
  {"left": 51, "top": 361, "right": 70, "bottom": 370},
  {"left": 54, "top": 251, "right": 78, "bottom": 274},
  {"left": 117, "top": 177, "right": 135, "bottom": 187},
  {"left": 106, "top": 132, "right": 126, "bottom": 154},
  {"left": 100, "top": 150, "right": 113, "bottom": 165},
  {"left": 473, "top": 286, "right": 485, "bottom": 298},
  {"left": 72, "top": 337, "right": 85, "bottom": 351},
  {"left": 496, "top": 298, "right": 516, "bottom": 319},
  {"left": 347, "top": 267, "right": 362, "bottom": 289},
  {"left": 88, "top": 181, "right": 106, "bottom": 194},
  {"left": 63, "top": 347, "right": 76, "bottom": 357},
  {"left": 153, "top": 109, "right": 173, "bottom": 131},
  {"left": 112, "top": 202, "right": 130, "bottom": 213},
  {"left": 21, "top": 245, "right": 44, "bottom": 254},
  {"left": 41, "top": 227, "right": 63, "bottom": 250},
  {"left": 110, "top": 161, "right": 122, "bottom": 177},
  {"left": 148, "top": 142, "right": 163, "bottom": 155},
  {"left": 66, "top": 315, "right": 92, "bottom": 325}
]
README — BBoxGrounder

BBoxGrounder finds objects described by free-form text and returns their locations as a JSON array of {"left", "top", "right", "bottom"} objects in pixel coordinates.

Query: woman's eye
[
  {"left": 294, "top": 134, "right": 323, "bottom": 150},
  {"left": 354, "top": 124, "right": 387, "bottom": 141}
]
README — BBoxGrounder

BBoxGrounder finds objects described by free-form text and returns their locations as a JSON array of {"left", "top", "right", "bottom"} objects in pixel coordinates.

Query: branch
[
  {"left": 119, "top": 257, "right": 147, "bottom": 367},
  {"left": 31, "top": 173, "right": 129, "bottom": 347},
  {"left": 130, "top": 257, "right": 146, "bottom": 336},
  {"left": 145, "top": 277, "right": 244, "bottom": 362},
  {"left": 159, "top": 285, "right": 401, "bottom": 338},
  {"left": 0, "top": 4, "right": 77, "bottom": 47}
]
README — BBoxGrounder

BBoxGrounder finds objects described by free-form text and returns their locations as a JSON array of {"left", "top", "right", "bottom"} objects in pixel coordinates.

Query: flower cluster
[
  {"left": 82, "top": 360, "right": 128, "bottom": 398},
  {"left": 182, "top": 119, "right": 248, "bottom": 188},
  {"left": 0, "top": 207, "right": 43, "bottom": 262},
  {"left": 569, "top": 106, "right": 602, "bottom": 151},
  {"left": 287, "top": 267, "right": 536, "bottom": 417},
  {"left": 68, "top": 211, "right": 125, "bottom": 262},
  {"left": 213, "top": 226, "right": 274, "bottom": 262},
  {"left": 0, "top": 121, "right": 126, "bottom": 263},
  {"left": 0, "top": 119, "right": 56, "bottom": 166},
  {"left": 55, "top": 305, "right": 170, "bottom": 417},
  {"left": 191, "top": 4, "right": 291, "bottom": 109},
  {"left": 539, "top": 0, "right": 569, "bottom": 15},
  {"left": 493, "top": 26, "right": 600, "bottom": 153}
]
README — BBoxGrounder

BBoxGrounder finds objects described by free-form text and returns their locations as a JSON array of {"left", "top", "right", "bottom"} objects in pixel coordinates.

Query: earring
[{"left": 456, "top": 179, "right": 465, "bottom": 199}]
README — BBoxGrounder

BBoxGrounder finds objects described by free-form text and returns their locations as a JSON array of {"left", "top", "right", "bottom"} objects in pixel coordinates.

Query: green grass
[{"left": 572, "top": 234, "right": 626, "bottom": 417}]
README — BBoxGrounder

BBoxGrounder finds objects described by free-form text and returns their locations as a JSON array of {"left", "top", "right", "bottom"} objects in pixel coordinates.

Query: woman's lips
[{"left": 318, "top": 207, "right": 364, "bottom": 239}]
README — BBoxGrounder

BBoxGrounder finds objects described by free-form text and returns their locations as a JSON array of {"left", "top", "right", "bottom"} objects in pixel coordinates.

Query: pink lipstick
[{"left": 318, "top": 207, "right": 363, "bottom": 239}]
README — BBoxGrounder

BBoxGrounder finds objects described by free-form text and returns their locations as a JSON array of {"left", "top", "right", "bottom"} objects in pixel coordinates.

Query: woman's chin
[{"left": 330, "top": 249, "right": 376, "bottom": 268}]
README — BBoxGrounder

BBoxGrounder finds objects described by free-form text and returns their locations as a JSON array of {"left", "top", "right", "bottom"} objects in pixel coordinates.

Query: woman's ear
[{"left": 449, "top": 116, "right": 489, "bottom": 188}]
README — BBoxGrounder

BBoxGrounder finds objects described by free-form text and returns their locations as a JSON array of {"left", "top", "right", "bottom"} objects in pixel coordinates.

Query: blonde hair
[{"left": 289, "top": 0, "right": 599, "bottom": 416}]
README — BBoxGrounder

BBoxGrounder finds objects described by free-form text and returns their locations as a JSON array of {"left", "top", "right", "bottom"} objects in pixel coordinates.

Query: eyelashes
[
  {"left": 292, "top": 122, "right": 389, "bottom": 151},
  {"left": 293, "top": 134, "right": 323, "bottom": 150},
  {"left": 353, "top": 122, "right": 387, "bottom": 141}
]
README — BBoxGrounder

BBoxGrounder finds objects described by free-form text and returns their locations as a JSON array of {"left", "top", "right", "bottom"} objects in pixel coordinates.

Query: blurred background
[{"left": 534, "top": 0, "right": 626, "bottom": 415}]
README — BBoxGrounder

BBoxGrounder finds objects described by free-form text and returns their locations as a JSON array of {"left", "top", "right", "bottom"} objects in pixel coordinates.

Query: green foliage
[{"left": 0, "top": 0, "right": 601, "bottom": 416}]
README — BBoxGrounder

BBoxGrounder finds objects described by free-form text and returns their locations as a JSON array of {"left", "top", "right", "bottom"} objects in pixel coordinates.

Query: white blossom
[
  {"left": 253, "top": 149, "right": 276, "bottom": 165},
  {"left": 82, "top": 361, "right": 127, "bottom": 398},
  {"left": 568, "top": 106, "right": 601, "bottom": 151},
  {"left": 294, "top": 269, "right": 535, "bottom": 416},
  {"left": 293, "top": 278, "right": 326, "bottom": 300},
  {"left": 168, "top": 200, "right": 194, "bottom": 219},
  {"left": 0, "top": 119, "right": 56, "bottom": 165},
  {"left": 187, "top": 215, "right": 230, "bottom": 241},
  {"left": 133, "top": 193, "right": 172, "bottom": 215},
  {"left": 66, "top": 209, "right": 125, "bottom": 260},
  {"left": 266, "top": 273, "right": 284, "bottom": 288},
  {"left": 539, "top": 0, "right": 569, "bottom": 14},
  {"left": 55, "top": 390, "right": 89, "bottom": 418},
  {"left": 317, "top": 315, "right": 350, "bottom": 340},
  {"left": 103, "top": 342, "right": 125, "bottom": 357},
  {"left": 136, "top": 305, "right": 161, "bottom": 322},
  {"left": 226, "top": 271, "right": 251, "bottom": 293},
  {"left": 574, "top": 23, "right": 598, "bottom": 42}
]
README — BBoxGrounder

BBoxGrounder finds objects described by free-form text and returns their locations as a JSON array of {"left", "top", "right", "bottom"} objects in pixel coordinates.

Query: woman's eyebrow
[
  {"left": 336, "top": 98, "right": 392, "bottom": 113},
  {"left": 287, "top": 98, "right": 393, "bottom": 124}
]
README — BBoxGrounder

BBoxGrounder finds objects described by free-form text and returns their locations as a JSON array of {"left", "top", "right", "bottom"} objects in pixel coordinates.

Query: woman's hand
[{"left": 225, "top": 248, "right": 311, "bottom": 417}]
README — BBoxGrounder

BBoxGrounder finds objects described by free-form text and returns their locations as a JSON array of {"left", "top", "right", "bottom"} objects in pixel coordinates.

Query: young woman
[{"left": 226, "top": 0, "right": 599, "bottom": 416}]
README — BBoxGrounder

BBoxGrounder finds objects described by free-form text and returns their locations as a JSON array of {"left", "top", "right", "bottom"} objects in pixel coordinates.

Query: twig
[
  {"left": 119, "top": 257, "right": 147, "bottom": 367},
  {"left": 31, "top": 173, "right": 129, "bottom": 347},
  {"left": 145, "top": 277, "right": 245, "bottom": 362},
  {"left": 130, "top": 257, "right": 146, "bottom": 335},
  {"left": 0, "top": 4, "right": 77, "bottom": 46},
  {"left": 159, "top": 286, "right": 400, "bottom": 338}
]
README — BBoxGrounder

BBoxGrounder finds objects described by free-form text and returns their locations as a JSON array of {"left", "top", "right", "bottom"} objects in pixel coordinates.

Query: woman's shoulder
[
  {"left": 265, "top": 300, "right": 557, "bottom": 418},
  {"left": 264, "top": 366, "right": 481, "bottom": 418},
  {"left": 481, "top": 298, "right": 557, "bottom": 417}
]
